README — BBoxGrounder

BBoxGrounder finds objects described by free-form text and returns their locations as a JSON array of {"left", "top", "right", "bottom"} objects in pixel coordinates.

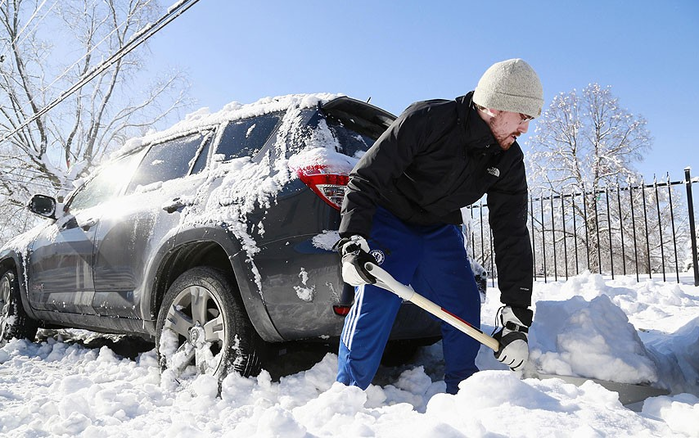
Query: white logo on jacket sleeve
[
  {"left": 487, "top": 167, "right": 500, "bottom": 178},
  {"left": 369, "top": 249, "right": 386, "bottom": 265}
]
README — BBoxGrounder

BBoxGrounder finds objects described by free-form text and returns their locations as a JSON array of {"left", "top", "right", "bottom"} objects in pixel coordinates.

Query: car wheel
[
  {"left": 156, "top": 266, "right": 263, "bottom": 382},
  {"left": 380, "top": 339, "right": 421, "bottom": 367},
  {"left": 0, "top": 268, "right": 39, "bottom": 343}
]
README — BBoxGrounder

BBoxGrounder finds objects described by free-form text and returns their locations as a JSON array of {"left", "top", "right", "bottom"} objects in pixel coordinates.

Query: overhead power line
[
  {"left": 0, "top": 0, "right": 58, "bottom": 64},
  {"left": 0, "top": 0, "right": 54, "bottom": 57},
  {"left": 0, "top": 0, "right": 201, "bottom": 145},
  {"left": 40, "top": 0, "right": 159, "bottom": 96}
]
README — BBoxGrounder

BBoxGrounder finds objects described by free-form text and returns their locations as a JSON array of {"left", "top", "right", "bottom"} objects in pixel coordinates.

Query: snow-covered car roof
[{"left": 112, "top": 93, "right": 344, "bottom": 159}]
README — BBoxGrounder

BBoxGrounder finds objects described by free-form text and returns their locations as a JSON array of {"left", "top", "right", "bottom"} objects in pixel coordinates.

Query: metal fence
[{"left": 465, "top": 168, "right": 699, "bottom": 286}]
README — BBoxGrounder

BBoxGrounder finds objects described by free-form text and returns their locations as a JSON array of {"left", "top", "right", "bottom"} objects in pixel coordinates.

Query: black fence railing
[{"left": 465, "top": 168, "right": 699, "bottom": 286}]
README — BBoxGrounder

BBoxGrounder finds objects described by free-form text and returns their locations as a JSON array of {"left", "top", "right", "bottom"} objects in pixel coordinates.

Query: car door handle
[
  {"left": 81, "top": 218, "right": 98, "bottom": 231},
  {"left": 163, "top": 198, "right": 185, "bottom": 214}
]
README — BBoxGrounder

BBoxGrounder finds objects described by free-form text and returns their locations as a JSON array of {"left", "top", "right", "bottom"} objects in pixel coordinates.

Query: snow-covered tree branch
[
  {"left": 518, "top": 84, "right": 690, "bottom": 275},
  {"left": 527, "top": 83, "right": 651, "bottom": 195},
  {"left": 0, "top": 0, "right": 191, "bottom": 243}
]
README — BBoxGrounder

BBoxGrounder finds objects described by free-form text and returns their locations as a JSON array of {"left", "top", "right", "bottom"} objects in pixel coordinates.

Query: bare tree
[
  {"left": 527, "top": 83, "right": 651, "bottom": 195},
  {"left": 525, "top": 83, "right": 670, "bottom": 274},
  {"left": 459, "top": 85, "right": 692, "bottom": 281},
  {"left": 0, "top": 0, "right": 190, "bottom": 242}
]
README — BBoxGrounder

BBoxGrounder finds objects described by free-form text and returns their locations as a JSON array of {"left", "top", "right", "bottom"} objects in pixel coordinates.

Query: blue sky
[{"left": 147, "top": 0, "right": 699, "bottom": 182}]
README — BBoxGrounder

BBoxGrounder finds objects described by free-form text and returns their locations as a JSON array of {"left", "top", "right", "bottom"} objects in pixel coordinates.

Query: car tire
[
  {"left": 380, "top": 339, "right": 421, "bottom": 367},
  {"left": 155, "top": 266, "right": 263, "bottom": 382},
  {"left": 0, "top": 268, "right": 39, "bottom": 343}
]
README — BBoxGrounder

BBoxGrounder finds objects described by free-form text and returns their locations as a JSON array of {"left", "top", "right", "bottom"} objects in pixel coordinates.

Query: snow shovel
[
  {"left": 363, "top": 262, "right": 670, "bottom": 407},
  {"left": 364, "top": 262, "right": 500, "bottom": 351}
]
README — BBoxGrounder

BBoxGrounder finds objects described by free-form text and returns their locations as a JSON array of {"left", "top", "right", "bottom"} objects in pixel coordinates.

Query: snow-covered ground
[{"left": 1, "top": 272, "right": 697, "bottom": 437}]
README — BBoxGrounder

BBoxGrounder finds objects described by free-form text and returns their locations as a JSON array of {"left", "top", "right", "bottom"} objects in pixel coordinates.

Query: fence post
[
  {"left": 630, "top": 183, "right": 640, "bottom": 282},
  {"left": 561, "top": 192, "right": 569, "bottom": 280},
  {"left": 617, "top": 186, "right": 627, "bottom": 276},
  {"left": 550, "top": 192, "right": 558, "bottom": 281},
  {"left": 540, "top": 196, "right": 547, "bottom": 282},
  {"left": 685, "top": 168, "right": 699, "bottom": 286},
  {"left": 606, "top": 188, "right": 614, "bottom": 279},
  {"left": 654, "top": 178, "right": 667, "bottom": 281},
  {"left": 572, "top": 192, "right": 579, "bottom": 275},
  {"left": 531, "top": 196, "right": 537, "bottom": 281},
  {"left": 641, "top": 180, "right": 652, "bottom": 279},
  {"left": 667, "top": 173, "right": 680, "bottom": 283},
  {"left": 594, "top": 192, "right": 601, "bottom": 274}
]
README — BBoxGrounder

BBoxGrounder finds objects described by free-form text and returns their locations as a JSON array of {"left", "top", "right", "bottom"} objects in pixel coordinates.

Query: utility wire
[
  {"left": 0, "top": 0, "right": 56, "bottom": 62},
  {"left": 39, "top": 0, "right": 158, "bottom": 96},
  {"left": 0, "top": 0, "right": 201, "bottom": 145}
]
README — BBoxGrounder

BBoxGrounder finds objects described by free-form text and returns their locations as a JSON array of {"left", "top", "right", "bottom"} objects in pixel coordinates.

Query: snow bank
[
  {"left": 1, "top": 273, "right": 698, "bottom": 437},
  {"left": 530, "top": 295, "right": 659, "bottom": 384}
]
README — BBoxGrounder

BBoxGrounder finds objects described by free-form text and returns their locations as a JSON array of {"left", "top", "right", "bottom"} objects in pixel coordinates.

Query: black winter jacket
[{"left": 338, "top": 92, "right": 533, "bottom": 308}]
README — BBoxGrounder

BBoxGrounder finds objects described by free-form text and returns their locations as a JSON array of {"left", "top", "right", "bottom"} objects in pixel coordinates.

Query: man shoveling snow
[{"left": 335, "top": 58, "right": 544, "bottom": 394}]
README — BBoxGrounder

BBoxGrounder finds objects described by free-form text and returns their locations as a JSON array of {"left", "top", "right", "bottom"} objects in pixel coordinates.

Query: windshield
[{"left": 67, "top": 152, "right": 143, "bottom": 212}]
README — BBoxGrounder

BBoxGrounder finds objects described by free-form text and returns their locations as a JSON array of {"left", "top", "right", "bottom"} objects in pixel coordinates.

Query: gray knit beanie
[{"left": 473, "top": 59, "right": 544, "bottom": 118}]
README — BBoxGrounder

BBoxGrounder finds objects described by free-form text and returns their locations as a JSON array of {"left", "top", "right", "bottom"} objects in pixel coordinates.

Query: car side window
[
  {"left": 125, "top": 132, "right": 210, "bottom": 194},
  {"left": 215, "top": 113, "right": 281, "bottom": 160},
  {"left": 68, "top": 152, "right": 142, "bottom": 212}
]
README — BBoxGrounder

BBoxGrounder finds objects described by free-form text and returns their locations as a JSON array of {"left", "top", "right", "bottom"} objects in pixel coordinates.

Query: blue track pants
[{"left": 337, "top": 207, "right": 481, "bottom": 394}]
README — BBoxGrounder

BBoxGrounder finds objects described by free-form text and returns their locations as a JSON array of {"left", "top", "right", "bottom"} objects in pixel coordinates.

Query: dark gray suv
[{"left": 0, "top": 94, "right": 440, "bottom": 382}]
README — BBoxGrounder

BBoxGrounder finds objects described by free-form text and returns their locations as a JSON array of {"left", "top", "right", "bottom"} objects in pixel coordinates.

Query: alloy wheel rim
[{"left": 161, "top": 284, "right": 228, "bottom": 377}]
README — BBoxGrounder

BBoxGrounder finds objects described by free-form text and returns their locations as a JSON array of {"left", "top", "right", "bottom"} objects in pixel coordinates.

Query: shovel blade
[{"left": 534, "top": 373, "right": 670, "bottom": 407}]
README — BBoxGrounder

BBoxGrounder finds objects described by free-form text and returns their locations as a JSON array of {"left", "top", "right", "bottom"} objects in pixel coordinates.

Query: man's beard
[
  {"left": 488, "top": 118, "right": 519, "bottom": 150},
  {"left": 495, "top": 132, "right": 518, "bottom": 150}
]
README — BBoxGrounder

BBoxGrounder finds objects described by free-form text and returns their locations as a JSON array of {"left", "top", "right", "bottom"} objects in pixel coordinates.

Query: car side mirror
[{"left": 28, "top": 194, "right": 57, "bottom": 219}]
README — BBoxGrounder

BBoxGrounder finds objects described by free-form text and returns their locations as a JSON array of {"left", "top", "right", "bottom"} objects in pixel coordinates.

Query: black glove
[
  {"left": 492, "top": 306, "right": 533, "bottom": 371},
  {"left": 336, "top": 235, "right": 376, "bottom": 286}
]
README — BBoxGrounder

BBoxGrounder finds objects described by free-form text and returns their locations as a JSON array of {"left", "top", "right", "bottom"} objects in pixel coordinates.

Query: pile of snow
[
  {"left": 2, "top": 272, "right": 698, "bottom": 437},
  {"left": 529, "top": 295, "right": 659, "bottom": 383}
]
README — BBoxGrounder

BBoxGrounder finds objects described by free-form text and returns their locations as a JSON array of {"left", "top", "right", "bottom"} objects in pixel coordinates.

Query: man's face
[{"left": 487, "top": 110, "right": 532, "bottom": 150}]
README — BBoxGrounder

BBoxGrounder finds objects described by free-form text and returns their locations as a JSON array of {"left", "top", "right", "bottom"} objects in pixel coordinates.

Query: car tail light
[
  {"left": 296, "top": 165, "right": 349, "bottom": 211},
  {"left": 333, "top": 283, "right": 355, "bottom": 316},
  {"left": 333, "top": 305, "right": 351, "bottom": 316}
]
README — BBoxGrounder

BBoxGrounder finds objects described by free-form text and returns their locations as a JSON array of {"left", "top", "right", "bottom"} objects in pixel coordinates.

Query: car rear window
[
  {"left": 325, "top": 117, "right": 376, "bottom": 158},
  {"left": 215, "top": 113, "right": 281, "bottom": 160},
  {"left": 287, "top": 112, "right": 378, "bottom": 159}
]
